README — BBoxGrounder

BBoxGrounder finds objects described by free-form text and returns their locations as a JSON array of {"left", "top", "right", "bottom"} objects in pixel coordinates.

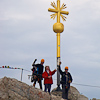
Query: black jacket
[
  {"left": 34, "top": 64, "right": 44, "bottom": 75},
  {"left": 58, "top": 65, "right": 72, "bottom": 87}
]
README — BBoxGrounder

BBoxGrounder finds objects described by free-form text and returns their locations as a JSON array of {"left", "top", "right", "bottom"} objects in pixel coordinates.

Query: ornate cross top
[{"left": 48, "top": 0, "right": 69, "bottom": 21}]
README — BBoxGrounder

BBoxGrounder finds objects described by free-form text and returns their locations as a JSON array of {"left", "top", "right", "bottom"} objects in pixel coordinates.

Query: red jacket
[{"left": 42, "top": 70, "right": 56, "bottom": 85}]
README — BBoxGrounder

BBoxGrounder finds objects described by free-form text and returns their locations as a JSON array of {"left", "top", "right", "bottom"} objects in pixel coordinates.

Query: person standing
[
  {"left": 31, "top": 59, "right": 45, "bottom": 90},
  {"left": 58, "top": 62, "right": 72, "bottom": 100},
  {"left": 42, "top": 66, "right": 56, "bottom": 94}
]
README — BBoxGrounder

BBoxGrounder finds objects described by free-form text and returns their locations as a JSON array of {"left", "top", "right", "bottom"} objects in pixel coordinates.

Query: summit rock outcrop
[
  {"left": 0, "top": 77, "right": 88, "bottom": 100},
  {"left": 0, "top": 77, "right": 62, "bottom": 100}
]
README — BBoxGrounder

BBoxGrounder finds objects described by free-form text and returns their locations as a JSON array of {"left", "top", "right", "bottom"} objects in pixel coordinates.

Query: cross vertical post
[
  {"left": 48, "top": 0, "right": 69, "bottom": 90},
  {"left": 57, "top": 0, "right": 60, "bottom": 23},
  {"left": 57, "top": 0, "right": 61, "bottom": 90}
]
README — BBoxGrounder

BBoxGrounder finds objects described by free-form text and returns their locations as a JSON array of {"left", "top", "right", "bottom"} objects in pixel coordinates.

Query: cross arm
[
  {"left": 48, "top": 8, "right": 58, "bottom": 13},
  {"left": 48, "top": 8, "right": 69, "bottom": 15},
  {"left": 60, "top": 11, "right": 69, "bottom": 15}
]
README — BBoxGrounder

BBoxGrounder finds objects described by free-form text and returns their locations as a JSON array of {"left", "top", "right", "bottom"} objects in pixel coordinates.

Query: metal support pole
[
  {"left": 21, "top": 69, "right": 23, "bottom": 81},
  {"left": 56, "top": 33, "right": 61, "bottom": 90}
]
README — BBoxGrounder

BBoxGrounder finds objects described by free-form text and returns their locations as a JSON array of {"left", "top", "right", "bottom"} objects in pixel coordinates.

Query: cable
[
  {"left": 72, "top": 83, "right": 100, "bottom": 88},
  {"left": 26, "top": 71, "right": 100, "bottom": 89},
  {"left": 23, "top": 69, "right": 31, "bottom": 72},
  {"left": 53, "top": 79, "right": 100, "bottom": 88},
  {"left": 1, "top": 66, "right": 100, "bottom": 89}
]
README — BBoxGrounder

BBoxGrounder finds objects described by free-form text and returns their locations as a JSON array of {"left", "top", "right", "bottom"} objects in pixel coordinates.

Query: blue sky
[{"left": 0, "top": 0, "right": 100, "bottom": 99}]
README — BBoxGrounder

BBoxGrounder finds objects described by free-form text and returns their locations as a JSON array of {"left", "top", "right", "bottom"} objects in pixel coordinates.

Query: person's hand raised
[
  {"left": 59, "top": 61, "right": 62, "bottom": 65},
  {"left": 54, "top": 69, "right": 57, "bottom": 72}
]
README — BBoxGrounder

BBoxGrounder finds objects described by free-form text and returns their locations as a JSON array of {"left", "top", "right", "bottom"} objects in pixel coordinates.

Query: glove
[
  {"left": 59, "top": 62, "right": 61, "bottom": 65},
  {"left": 68, "top": 80, "right": 71, "bottom": 83}
]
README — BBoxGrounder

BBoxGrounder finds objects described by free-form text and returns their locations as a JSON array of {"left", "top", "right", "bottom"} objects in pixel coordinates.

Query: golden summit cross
[{"left": 48, "top": 0, "right": 69, "bottom": 90}]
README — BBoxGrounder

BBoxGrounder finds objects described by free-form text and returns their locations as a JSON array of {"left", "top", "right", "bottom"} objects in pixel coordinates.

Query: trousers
[
  {"left": 34, "top": 79, "right": 42, "bottom": 90},
  {"left": 44, "top": 84, "right": 51, "bottom": 93},
  {"left": 62, "top": 85, "right": 70, "bottom": 99}
]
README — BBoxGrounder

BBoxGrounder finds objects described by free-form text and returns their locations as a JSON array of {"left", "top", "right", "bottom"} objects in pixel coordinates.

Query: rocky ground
[
  {"left": 0, "top": 77, "right": 62, "bottom": 100},
  {"left": 51, "top": 86, "right": 88, "bottom": 100},
  {"left": 0, "top": 77, "right": 98, "bottom": 100}
]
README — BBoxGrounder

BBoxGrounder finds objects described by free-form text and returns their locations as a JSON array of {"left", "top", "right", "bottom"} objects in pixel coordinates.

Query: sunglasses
[{"left": 65, "top": 69, "right": 68, "bottom": 70}]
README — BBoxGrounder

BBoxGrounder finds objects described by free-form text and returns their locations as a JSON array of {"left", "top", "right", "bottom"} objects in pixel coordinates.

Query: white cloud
[{"left": 4, "top": 13, "right": 34, "bottom": 21}]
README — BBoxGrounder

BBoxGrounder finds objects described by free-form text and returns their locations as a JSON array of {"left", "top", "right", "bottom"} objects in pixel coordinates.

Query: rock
[
  {"left": 1, "top": 77, "right": 99, "bottom": 100},
  {"left": 0, "top": 77, "right": 63, "bottom": 100},
  {"left": 92, "top": 99, "right": 100, "bottom": 100},
  {"left": 51, "top": 86, "right": 88, "bottom": 100}
]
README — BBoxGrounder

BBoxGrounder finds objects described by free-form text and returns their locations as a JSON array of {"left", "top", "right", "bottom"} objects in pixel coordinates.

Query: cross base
[{"left": 55, "top": 85, "right": 62, "bottom": 91}]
